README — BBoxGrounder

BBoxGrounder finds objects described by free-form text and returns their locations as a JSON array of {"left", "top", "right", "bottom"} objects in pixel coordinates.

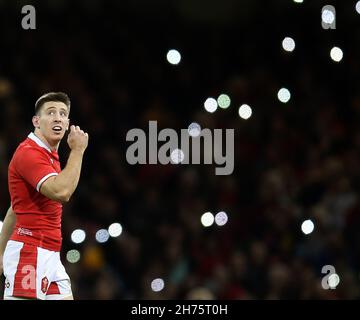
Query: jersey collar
[{"left": 28, "top": 132, "right": 52, "bottom": 153}]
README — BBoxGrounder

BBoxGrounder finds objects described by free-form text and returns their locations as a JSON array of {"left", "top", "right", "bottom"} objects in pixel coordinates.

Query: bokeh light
[
  {"left": 217, "top": 94, "right": 231, "bottom": 109},
  {"left": 108, "top": 223, "right": 123, "bottom": 237},
  {"left": 66, "top": 249, "right": 81, "bottom": 263},
  {"left": 238, "top": 104, "right": 252, "bottom": 119},
  {"left": 166, "top": 49, "right": 181, "bottom": 65},
  {"left": 282, "top": 37, "right": 295, "bottom": 52},
  {"left": 188, "top": 122, "right": 201, "bottom": 137},
  {"left": 215, "top": 211, "right": 228, "bottom": 226},
  {"left": 330, "top": 47, "right": 343, "bottom": 62},
  {"left": 71, "top": 229, "right": 86, "bottom": 244},
  {"left": 95, "top": 229, "right": 110, "bottom": 243},
  {"left": 204, "top": 97, "right": 218, "bottom": 113},
  {"left": 170, "top": 148, "right": 185, "bottom": 164},
  {"left": 201, "top": 212, "right": 215, "bottom": 227},
  {"left": 322, "top": 9, "right": 335, "bottom": 24},
  {"left": 301, "top": 219, "right": 314, "bottom": 235},
  {"left": 328, "top": 273, "right": 340, "bottom": 289},
  {"left": 356, "top": 1, "right": 360, "bottom": 14},
  {"left": 277, "top": 88, "right": 291, "bottom": 103},
  {"left": 151, "top": 278, "right": 165, "bottom": 292}
]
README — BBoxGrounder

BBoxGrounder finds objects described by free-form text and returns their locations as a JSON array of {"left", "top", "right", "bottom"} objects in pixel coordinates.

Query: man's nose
[{"left": 54, "top": 113, "right": 62, "bottom": 121}]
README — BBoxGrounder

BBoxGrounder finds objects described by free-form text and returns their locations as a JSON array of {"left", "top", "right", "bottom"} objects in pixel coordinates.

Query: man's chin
[{"left": 49, "top": 133, "right": 64, "bottom": 142}]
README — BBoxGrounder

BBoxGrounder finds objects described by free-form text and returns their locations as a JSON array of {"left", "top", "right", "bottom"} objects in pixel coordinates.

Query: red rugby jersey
[{"left": 8, "top": 132, "right": 63, "bottom": 252}]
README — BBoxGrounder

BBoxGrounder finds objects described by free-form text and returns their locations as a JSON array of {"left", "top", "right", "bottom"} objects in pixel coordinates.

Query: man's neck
[{"left": 33, "top": 130, "right": 60, "bottom": 152}]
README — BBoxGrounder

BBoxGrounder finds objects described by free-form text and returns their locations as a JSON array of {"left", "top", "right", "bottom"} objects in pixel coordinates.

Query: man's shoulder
[{"left": 12, "top": 139, "right": 47, "bottom": 161}]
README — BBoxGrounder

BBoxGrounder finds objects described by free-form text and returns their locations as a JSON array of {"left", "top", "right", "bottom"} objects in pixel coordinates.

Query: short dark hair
[{"left": 35, "top": 92, "right": 71, "bottom": 115}]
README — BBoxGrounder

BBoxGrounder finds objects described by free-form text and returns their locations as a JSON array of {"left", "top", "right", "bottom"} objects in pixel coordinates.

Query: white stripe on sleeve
[{"left": 36, "top": 173, "right": 58, "bottom": 192}]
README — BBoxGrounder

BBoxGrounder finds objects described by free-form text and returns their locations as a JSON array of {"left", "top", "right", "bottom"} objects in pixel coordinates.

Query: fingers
[
  {"left": 70, "top": 125, "right": 81, "bottom": 132},
  {"left": 69, "top": 125, "right": 87, "bottom": 135}
]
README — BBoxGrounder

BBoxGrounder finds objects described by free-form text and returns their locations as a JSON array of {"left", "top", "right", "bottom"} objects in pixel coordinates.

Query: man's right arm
[
  {"left": 0, "top": 206, "right": 16, "bottom": 275},
  {"left": 40, "top": 125, "right": 89, "bottom": 203}
]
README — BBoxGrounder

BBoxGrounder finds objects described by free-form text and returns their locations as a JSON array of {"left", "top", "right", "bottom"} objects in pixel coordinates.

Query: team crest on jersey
[{"left": 41, "top": 277, "right": 49, "bottom": 294}]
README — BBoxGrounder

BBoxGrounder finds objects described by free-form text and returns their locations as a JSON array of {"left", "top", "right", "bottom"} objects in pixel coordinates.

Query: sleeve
[{"left": 15, "top": 147, "right": 58, "bottom": 192}]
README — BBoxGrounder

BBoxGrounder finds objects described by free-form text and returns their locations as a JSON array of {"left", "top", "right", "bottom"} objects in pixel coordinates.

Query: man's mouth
[{"left": 52, "top": 126, "right": 62, "bottom": 132}]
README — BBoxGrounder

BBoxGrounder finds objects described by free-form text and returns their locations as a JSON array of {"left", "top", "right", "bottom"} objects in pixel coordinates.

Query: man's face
[{"left": 33, "top": 101, "right": 70, "bottom": 143}]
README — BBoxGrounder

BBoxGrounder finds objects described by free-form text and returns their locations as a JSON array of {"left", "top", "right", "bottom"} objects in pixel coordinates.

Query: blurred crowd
[{"left": 1, "top": 1, "right": 360, "bottom": 299}]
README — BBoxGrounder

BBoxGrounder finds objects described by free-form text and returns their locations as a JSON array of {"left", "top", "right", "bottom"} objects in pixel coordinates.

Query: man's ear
[{"left": 32, "top": 115, "right": 40, "bottom": 129}]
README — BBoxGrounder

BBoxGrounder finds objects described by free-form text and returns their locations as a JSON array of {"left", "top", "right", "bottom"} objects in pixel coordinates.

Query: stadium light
[
  {"left": 71, "top": 229, "right": 86, "bottom": 244},
  {"left": 215, "top": 211, "right": 228, "bottom": 226},
  {"left": 170, "top": 148, "right": 185, "bottom": 164},
  {"left": 188, "top": 122, "right": 201, "bottom": 137},
  {"left": 301, "top": 219, "right": 314, "bottom": 235},
  {"left": 217, "top": 94, "right": 231, "bottom": 109},
  {"left": 328, "top": 273, "right": 340, "bottom": 289},
  {"left": 66, "top": 249, "right": 81, "bottom": 263},
  {"left": 282, "top": 37, "right": 295, "bottom": 52},
  {"left": 321, "top": 5, "right": 336, "bottom": 29},
  {"left": 108, "top": 223, "right": 123, "bottom": 237},
  {"left": 151, "top": 278, "right": 165, "bottom": 292},
  {"left": 95, "top": 229, "right": 110, "bottom": 243},
  {"left": 278, "top": 88, "right": 291, "bottom": 103},
  {"left": 322, "top": 9, "right": 335, "bottom": 24},
  {"left": 330, "top": 47, "right": 343, "bottom": 62},
  {"left": 166, "top": 49, "right": 181, "bottom": 65},
  {"left": 238, "top": 104, "right": 252, "bottom": 120},
  {"left": 204, "top": 97, "right": 218, "bottom": 113},
  {"left": 201, "top": 212, "right": 215, "bottom": 227}
]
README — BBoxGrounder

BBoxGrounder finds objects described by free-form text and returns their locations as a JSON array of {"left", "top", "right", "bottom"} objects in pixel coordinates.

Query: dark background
[{"left": 1, "top": 0, "right": 360, "bottom": 299}]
